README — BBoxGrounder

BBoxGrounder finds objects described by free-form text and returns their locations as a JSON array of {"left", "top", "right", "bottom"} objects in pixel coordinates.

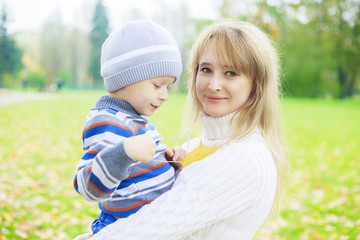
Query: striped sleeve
[{"left": 74, "top": 112, "right": 137, "bottom": 202}]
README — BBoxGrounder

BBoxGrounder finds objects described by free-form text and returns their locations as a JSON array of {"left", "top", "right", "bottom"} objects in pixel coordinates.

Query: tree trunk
[{"left": 338, "top": 65, "right": 355, "bottom": 98}]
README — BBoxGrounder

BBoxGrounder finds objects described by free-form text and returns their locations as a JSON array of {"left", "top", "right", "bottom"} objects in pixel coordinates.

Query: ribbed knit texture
[
  {"left": 74, "top": 95, "right": 176, "bottom": 220},
  {"left": 90, "top": 112, "right": 277, "bottom": 240},
  {"left": 101, "top": 20, "right": 182, "bottom": 92}
]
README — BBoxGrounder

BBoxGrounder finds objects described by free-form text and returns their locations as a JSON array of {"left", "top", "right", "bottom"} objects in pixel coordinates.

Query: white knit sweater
[{"left": 90, "top": 112, "right": 277, "bottom": 240}]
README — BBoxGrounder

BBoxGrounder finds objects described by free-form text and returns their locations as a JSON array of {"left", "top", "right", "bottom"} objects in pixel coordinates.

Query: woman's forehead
[{"left": 202, "top": 40, "right": 232, "bottom": 61}]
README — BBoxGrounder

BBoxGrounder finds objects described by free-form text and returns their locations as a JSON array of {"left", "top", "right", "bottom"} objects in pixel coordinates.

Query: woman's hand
[{"left": 165, "top": 146, "right": 186, "bottom": 169}]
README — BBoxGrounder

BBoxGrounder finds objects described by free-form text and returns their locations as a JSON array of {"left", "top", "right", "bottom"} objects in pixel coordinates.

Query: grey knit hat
[{"left": 101, "top": 20, "right": 182, "bottom": 92}]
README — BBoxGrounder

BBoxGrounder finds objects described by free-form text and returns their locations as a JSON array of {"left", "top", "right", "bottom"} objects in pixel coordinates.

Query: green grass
[{"left": 0, "top": 91, "right": 359, "bottom": 239}]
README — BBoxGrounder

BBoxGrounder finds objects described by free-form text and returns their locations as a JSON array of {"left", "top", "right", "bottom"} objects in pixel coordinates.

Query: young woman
[{"left": 87, "top": 19, "right": 288, "bottom": 240}]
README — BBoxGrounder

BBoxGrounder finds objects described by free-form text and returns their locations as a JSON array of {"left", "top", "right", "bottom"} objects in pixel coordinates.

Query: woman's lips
[{"left": 206, "top": 96, "right": 226, "bottom": 103}]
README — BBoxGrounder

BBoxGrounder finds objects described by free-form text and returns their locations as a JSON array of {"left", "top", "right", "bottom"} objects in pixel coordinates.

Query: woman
[{"left": 89, "top": 19, "right": 288, "bottom": 240}]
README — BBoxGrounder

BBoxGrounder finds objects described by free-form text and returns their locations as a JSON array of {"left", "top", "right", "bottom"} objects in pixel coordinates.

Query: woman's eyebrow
[
  {"left": 198, "top": 62, "right": 212, "bottom": 67},
  {"left": 223, "top": 64, "right": 235, "bottom": 69}
]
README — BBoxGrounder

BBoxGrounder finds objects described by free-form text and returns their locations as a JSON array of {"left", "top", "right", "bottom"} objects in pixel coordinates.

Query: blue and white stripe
[{"left": 74, "top": 95, "right": 175, "bottom": 217}]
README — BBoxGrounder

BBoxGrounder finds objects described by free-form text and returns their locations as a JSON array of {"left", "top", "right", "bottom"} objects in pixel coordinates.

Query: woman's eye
[
  {"left": 200, "top": 67, "right": 211, "bottom": 73},
  {"left": 225, "top": 71, "right": 237, "bottom": 77}
]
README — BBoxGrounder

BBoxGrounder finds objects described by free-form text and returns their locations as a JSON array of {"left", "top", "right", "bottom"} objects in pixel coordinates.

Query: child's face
[
  {"left": 195, "top": 41, "right": 252, "bottom": 117},
  {"left": 114, "top": 76, "right": 175, "bottom": 116}
]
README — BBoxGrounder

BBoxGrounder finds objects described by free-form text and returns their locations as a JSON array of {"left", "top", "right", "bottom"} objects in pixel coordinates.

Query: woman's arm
[{"left": 90, "top": 145, "right": 264, "bottom": 239}]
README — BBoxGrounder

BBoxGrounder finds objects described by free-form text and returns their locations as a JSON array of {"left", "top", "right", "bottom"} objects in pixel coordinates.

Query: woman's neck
[{"left": 201, "top": 112, "right": 237, "bottom": 147}]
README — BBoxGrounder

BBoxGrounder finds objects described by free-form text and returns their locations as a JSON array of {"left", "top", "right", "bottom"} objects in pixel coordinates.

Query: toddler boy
[{"left": 73, "top": 20, "right": 182, "bottom": 234}]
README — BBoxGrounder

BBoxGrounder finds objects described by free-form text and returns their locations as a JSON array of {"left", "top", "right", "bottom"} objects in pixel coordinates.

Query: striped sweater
[{"left": 73, "top": 95, "right": 175, "bottom": 218}]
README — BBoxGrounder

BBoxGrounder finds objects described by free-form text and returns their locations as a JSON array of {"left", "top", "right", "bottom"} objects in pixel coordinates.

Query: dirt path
[{"left": 0, "top": 89, "right": 55, "bottom": 107}]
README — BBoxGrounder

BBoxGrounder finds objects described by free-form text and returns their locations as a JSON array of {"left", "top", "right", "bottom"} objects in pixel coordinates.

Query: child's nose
[{"left": 159, "top": 88, "right": 168, "bottom": 101}]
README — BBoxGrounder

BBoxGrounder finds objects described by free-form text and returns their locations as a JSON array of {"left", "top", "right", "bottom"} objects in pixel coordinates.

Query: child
[{"left": 73, "top": 20, "right": 184, "bottom": 236}]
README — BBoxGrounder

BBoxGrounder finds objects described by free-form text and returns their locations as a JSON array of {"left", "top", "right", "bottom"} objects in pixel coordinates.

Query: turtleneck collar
[{"left": 200, "top": 112, "right": 238, "bottom": 147}]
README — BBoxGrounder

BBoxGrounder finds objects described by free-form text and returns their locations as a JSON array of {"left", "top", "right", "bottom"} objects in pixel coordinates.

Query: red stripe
[
  {"left": 133, "top": 125, "right": 145, "bottom": 135},
  {"left": 88, "top": 150, "right": 98, "bottom": 155},
  {"left": 123, "top": 161, "right": 166, "bottom": 180},
  {"left": 101, "top": 199, "right": 154, "bottom": 212},
  {"left": 83, "top": 121, "right": 133, "bottom": 132}
]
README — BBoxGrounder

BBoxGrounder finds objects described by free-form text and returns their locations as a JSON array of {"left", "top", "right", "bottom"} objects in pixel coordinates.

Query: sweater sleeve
[
  {"left": 73, "top": 114, "right": 137, "bottom": 202},
  {"left": 90, "top": 144, "right": 264, "bottom": 239}
]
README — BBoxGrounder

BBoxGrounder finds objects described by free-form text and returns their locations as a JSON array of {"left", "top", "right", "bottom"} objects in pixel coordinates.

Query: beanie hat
[{"left": 101, "top": 20, "right": 182, "bottom": 92}]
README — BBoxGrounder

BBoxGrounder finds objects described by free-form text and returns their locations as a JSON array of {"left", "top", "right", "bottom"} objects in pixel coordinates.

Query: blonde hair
[{"left": 184, "top": 19, "right": 288, "bottom": 214}]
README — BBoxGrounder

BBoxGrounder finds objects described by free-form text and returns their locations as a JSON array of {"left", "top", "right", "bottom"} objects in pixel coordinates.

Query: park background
[{"left": 0, "top": 0, "right": 359, "bottom": 239}]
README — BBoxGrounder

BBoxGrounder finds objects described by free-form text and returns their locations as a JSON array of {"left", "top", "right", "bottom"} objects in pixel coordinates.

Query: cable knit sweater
[{"left": 90, "top": 112, "right": 277, "bottom": 240}]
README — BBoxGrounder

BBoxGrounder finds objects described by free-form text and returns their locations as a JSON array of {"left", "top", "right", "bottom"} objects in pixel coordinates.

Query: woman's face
[{"left": 195, "top": 41, "right": 253, "bottom": 117}]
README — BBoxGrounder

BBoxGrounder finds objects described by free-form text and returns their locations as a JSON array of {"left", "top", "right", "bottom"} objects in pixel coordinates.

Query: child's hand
[
  {"left": 165, "top": 147, "right": 186, "bottom": 169},
  {"left": 124, "top": 134, "right": 156, "bottom": 163}
]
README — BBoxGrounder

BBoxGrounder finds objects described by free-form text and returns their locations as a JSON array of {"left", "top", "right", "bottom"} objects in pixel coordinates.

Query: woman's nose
[{"left": 208, "top": 76, "right": 221, "bottom": 91}]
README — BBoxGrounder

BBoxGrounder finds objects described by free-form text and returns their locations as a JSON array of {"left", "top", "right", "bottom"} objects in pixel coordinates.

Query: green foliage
[
  {"left": 176, "top": 71, "right": 189, "bottom": 93},
  {"left": 0, "top": 5, "right": 23, "bottom": 84},
  {"left": 57, "top": 71, "right": 72, "bottom": 88},
  {"left": 28, "top": 70, "right": 46, "bottom": 89},
  {"left": 255, "top": 98, "right": 360, "bottom": 239},
  {"left": 89, "top": 0, "right": 109, "bottom": 88},
  {"left": 2, "top": 73, "right": 21, "bottom": 88},
  {"left": 0, "top": 91, "right": 359, "bottom": 239},
  {"left": 282, "top": 0, "right": 360, "bottom": 98},
  {"left": 282, "top": 23, "right": 340, "bottom": 98},
  {"left": 307, "top": 0, "right": 360, "bottom": 98},
  {"left": 218, "top": 0, "right": 360, "bottom": 98}
]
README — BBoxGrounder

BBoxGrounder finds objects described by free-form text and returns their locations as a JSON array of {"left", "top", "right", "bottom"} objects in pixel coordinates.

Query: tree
[
  {"left": 39, "top": 10, "right": 65, "bottom": 90},
  {"left": 305, "top": 0, "right": 360, "bottom": 98},
  {"left": 70, "top": 26, "right": 91, "bottom": 89},
  {"left": 217, "top": 0, "right": 359, "bottom": 98},
  {"left": 89, "top": 0, "right": 109, "bottom": 89},
  {"left": 0, "top": 5, "right": 23, "bottom": 87}
]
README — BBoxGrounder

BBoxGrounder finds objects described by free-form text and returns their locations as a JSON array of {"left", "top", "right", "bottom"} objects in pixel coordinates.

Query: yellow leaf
[
  {"left": 308, "top": 232, "right": 325, "bottom": 240},
  {"left": 181, "top": 141, "right": 221, "bottom": 168},
  {"left": 3, "top": 213, "right": 13, "bottom": 222}
]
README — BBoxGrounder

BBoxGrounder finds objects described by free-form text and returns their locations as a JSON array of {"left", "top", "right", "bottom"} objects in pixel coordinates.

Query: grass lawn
[{"left": 0, "top": 90, "right": 359, "bottom": 239}]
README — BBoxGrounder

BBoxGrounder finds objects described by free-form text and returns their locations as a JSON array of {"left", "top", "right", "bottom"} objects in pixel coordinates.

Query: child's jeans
[{"left": 91, "top": 212, "right": 118, "bottom": 234}]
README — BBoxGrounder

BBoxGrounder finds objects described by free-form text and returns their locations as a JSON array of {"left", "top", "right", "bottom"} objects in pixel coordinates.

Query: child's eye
[
  {"left": 200, "top": 67, "right": 211, "bottom": 74},
  {"left": 153, "top": 83, "right": 160, "bottom": 88}
]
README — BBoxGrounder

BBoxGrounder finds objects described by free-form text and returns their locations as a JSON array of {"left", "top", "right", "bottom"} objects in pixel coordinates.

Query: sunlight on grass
[{"left": 0, "top": 91, "right": 359, "bottom": 239}]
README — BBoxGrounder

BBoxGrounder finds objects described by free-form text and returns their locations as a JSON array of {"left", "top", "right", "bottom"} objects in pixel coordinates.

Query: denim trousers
[{"left": 91, "top": 212, "right": 117, "bottom": 234}]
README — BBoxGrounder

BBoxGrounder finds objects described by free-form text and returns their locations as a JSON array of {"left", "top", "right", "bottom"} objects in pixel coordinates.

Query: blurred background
[
  {"left": 0, "top": 0, "right": 359, "bottom": 98},
  {"left": 0, "top": 0, "right": 359, "bottom": 239}
]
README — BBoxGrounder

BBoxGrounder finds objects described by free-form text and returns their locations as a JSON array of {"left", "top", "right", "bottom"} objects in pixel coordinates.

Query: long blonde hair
[{"left": 184, "top": 19, "right": 288, "bottom": 214}]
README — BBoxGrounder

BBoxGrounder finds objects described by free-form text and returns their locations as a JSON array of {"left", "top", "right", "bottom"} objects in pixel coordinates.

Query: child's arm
[
  {"left": 73, "top": 140, "right": 135, "bottom": 202},
  {"left": 74, "top": 115, "right": 155, "bottom": 202}
]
